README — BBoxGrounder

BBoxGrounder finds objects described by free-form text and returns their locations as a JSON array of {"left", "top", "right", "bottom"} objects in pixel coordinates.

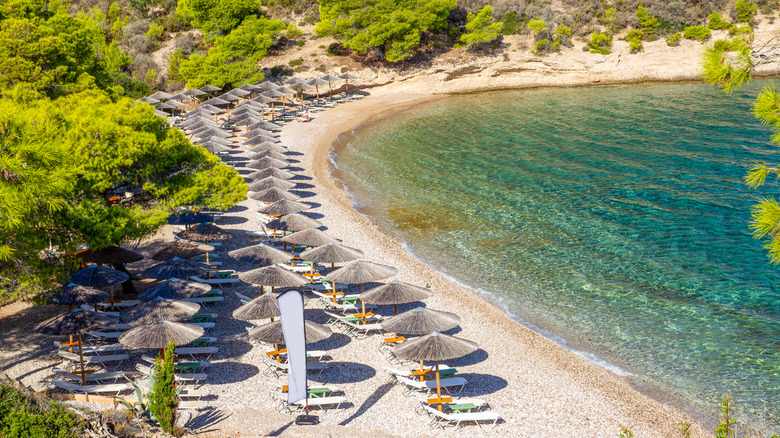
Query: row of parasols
[{"left": 138, "top": 74, "right": 360, "bottom": 118}]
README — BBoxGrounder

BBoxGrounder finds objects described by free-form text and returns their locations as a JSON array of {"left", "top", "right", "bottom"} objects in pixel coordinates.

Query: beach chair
[
  {"left": 135, "top": 364, "right": 206, "bottom": 384},
  {"left": 395, "top": 375, "right": 467, "bottom": 396},
  {"left": 235, "top": 291, "right": 252, "bottom": 304},
  {"left": 51, "top": 379, "right": 129, "bottom": 396},
  {"left": 97, "top": 300, "right": 141, "bottom": 309},
  {"left": 415, "top": 396, "right": 490, "bottom": 415},
  {"left": 341, "top": 319, "right": 384, "bottom": 338},
  {"left": 189, "top": 275, "right": 239, "bottom": 288},
  {"left": 383, "top": 365, "right": 456, "bottom": 382},
  {"left": 183, "top": 296, "right": 224, "bottom": 305},
  {"left": 186, "top": 337, "right": 217, "bottom": 347},
  {"left": 174, "top": 346, "right": 218, "bottom": 360},
  {"left": 86, "top": 331, "right": 122, "bottom": 343},
  {"left": 262, "top": 355, "right": 329, "bottom": 378},
  {"left": 54, "top": 341, "right": 123, "bottom": 354},
  {"left": 178, "top": 400, "right": 210, "bottom": 410},
  {"left": 136, "top": 380, "right": 210, "bottom": 400},
  {"left": 58, "top": 351, "right": 129, "bottom": 369},
  {"left": 52, "top": 368, "right": 126, "bottom": 384},
  {"left": 189, "top": 313, "right": 218, "bottom": 323},
  {"left": 422, "top": 405, "right": 502, "bottom": 429}
]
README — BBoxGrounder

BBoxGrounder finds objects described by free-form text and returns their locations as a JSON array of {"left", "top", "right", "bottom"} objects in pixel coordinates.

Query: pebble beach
[{"left": 0, "top": 90, "right": 716, "bottom": 438}]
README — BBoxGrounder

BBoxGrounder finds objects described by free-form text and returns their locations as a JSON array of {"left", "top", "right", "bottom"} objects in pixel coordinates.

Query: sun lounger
[
  {"left": 235, "top": 291, "right": 253, "bottom": 304},
  {"left": 189, "top": 275, "right": 239, "bottom": 288},
  {"left": 341, "top": 319, "right": 384, "bottom": 338},
  {"left": 136, "top": 380, "right": 210, "bottom": 400},
  {"left": 135, "top": 364, "right": 206, "bottom": 383},
  {"left": 288, "top": 396, "right": 345, "bottom": 412},
  {"left": 383, "top": 365, "right": 455, "bottom": 380},
  {"left": 178, "top": 400, "right": 210, "bottom": 410},
  {"left": 58, "top": 351, "right": 129, "bottom": 368},
  {"left": 97, "top": 300, "right": 141, "bottom": 309},
  {"left": 183, "top": 296, "right": 225, "bottom": 304},
  {"left": 54, "top": 342, "right": 123, "bottom": 354},
  {"left": 422, "top": 405, "right": 502, "bottom": 429},
  {"left": 189, "top": 313, "right": 218, "bottom": 322},
  {"left": 86, "top": 331, "right": 122, "bottom": 342},
  {"left": 395, "top": 375, "right": 467, "bottom": 396},
  {"left": 141, "top": 355, "right": 211, "bottom": 372},
  {"left": 174, "top": 347, "right": 218, "bottom": 359},
  {"left": 52, "top": 379, "right": 129, "bottom": 395},
  {"left": 262, "top": 356, "right": 328, "bottom": 378},
  {"left": 52, "top": 368, "right": 126, "bottom": 384},
  {"left": 187, "top": 337, "right": 217, "bottom": 347}
]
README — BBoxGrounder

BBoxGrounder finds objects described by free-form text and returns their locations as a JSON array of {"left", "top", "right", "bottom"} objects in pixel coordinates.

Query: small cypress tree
[{"left": 148, "top": 340, "right": 178, "bottom": 434}]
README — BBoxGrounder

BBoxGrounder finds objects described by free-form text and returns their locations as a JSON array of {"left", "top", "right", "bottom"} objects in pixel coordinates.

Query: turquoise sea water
[{"left": 333, "top": 82, "right": 780, "bottom": 425}]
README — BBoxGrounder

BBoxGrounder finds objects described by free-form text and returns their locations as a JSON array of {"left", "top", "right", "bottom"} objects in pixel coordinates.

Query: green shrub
[
  {"left": 326, "top": 42, "right": 349, "bottom": 56},
  {"left": 294, "top": 65, "right": 308, "bottom": 72},
  {"left": 636, "top": 6, "right": 660, "bottom": 38},
  {"left": 588, "top": 31, "right": 612, "bottom": 54},
  {"left": 626, "top": 29, "right": 643, "bottom": 53},
  {"left": 735, "top": 0, "right": 757, "bottom": 23},
  {"left": 460, "top": 5, "right": 503, "bottom": 46},
  {"left": 294, "top": 39, "right": 305, "bottom": 46},
  {"left": 708, "top": 12, "right": 729, "bottom": 30},
  {"left": 500, "top": 12, "right": 519, "bottom": 35},
  {"left": 603, "top": 7, "right": 619, "bottom": 35},
  {"left": 713, "top": 39, "right": 731, "bottom": 51},
  {"left": 527, "top": 19, "right": 567, "bottom": 55},
  {"left": 167, "top": 49, "right": 186, "bottom": 84},
  {"left": 146, "top": 22, "right": 164, "bottom": 41},
  {"left": 270, "top": 65, "right": 293, "bottom": 76},
  {"left": 683, "top": 25, "right": 711, "bottom": 41},
  {"left": 0, "top": 383, "right": 81, "bottom": 438},
  {"left": 666, "top": 32, "right": 682, "bottom": 46},
  {"left": 148, "top": 341, "right": 178, "bottom": 434},
  {"left": 286, "top": 23, "right": 303, "bottom": 38},
  {"left": 288, "top": 58, "right": 303, "bottom": 66}
]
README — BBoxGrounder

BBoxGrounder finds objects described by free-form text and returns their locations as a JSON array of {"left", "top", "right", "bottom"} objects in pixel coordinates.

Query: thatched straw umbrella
[
  {"left": 299, "top": 242, "right": 362, "bottom": 272},
  {"left": 266, "top": 213, "right": 322, "bottom": 234},
  {"left": 238, "top": 265, "right": 307, "bottom": 293},
  {"left": 193, "top": 135, "right": 231, "bottom": 146},
  {"left": 120, "top": 297, "right": 200, "bottom": 325},
  {"left": 380, "top": 307, "right": 459, "bottom": 335},
  {"left": 339, "top": 73, "right": 359, "bottom": 93},
  {"left": 168, "top": 211, "right": 213, "bottom": 228},
  {"left": 153, "top": 242, "right": 214, "bottom": 261},
  {"left": 119, "top": 319, "right": 204, "bottom": 360},
  {"left": 176, "top": 224, "right": 232, "bottom": 264},
  {"left": 77, "top": 246, "right": 143, "bottom": 265},
  {"left": 247, "top": 120, "right": 281, "bottom": 131},
  {"left": 248, "top": 177, "right": 296, "bottom": 193},
  {"left": 326, "top": 260, "right": 397, "bottom": 316},
  {"left": 199, "top": 141, "right": 232, "bottom": 154},
  {"left": 258, "top": 199, "right": 309, "bottom": 216},
  {"left": 281, "top": 228, "right": 340, "bottom": 259},
  {"left": 250, "top": 187, "right": 300, "bottom": 203},
  {"left": 248, "top": 319, "right": 331, "bottom": 344},
  {"left": 320, "top": 74, "right": 341, "bottom": 97},
  {"left": 36, "top": 309, "right": 119, "bottom": 387},
  {"left": 47, "top": 283, "right": 109, "bottom": 311},
  {"left": 149, "top": 91, "right": 173, "bottom": 100},
  {"left": 233, "top": 293, "right": 280, "bottom": 320},
  {"left": 247, "top": 142, "right": 288, "bottom": 153},
  {"left": 248, "top": 167, "right": 295, "bottom": 180},
  {"left": 394, "top": 333, "right": 478, "bottom": 410},
  {"left": 137, "top": 278, "right": 211, "bottom": 301},
  {"left": 46, "top": 284, "right": 110, "bottom": 351},
  {"left": 246, "top": 157, "right": 289, "bottom": 170},
  {"left": 307, "top": 78, "right": 329, "bottom": 99},
  {"left": 228, "top": 243, "right": 293, "bottom": 267},
  {"left": 361, "top": 281, "right": 433, "bottom": 315},
  {"left": 184, "top": 88, "right": 207, "bottom": 97},
  {"left": 70, "top": 265, "right": 129, "bottom": 309},
  {"left": 247, "top": 149, "right": 286, "bottom": 161},
  {"left": 141, "top": 258, "right": 210, "bottom": 280}
]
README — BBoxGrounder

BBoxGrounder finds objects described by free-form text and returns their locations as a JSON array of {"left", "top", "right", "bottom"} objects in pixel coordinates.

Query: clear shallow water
[{"left": 334, "top": 82, "right": 780, "bottom": 425}]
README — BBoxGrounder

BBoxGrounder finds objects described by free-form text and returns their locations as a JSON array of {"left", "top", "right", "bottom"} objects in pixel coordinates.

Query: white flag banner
[{"left": 277, "top": 289, "right": 307, "bottom": 405}]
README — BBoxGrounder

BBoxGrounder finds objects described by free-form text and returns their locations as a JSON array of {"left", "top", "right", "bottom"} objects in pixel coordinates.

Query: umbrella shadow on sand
[
  {"left": 225, "top": 205, "right": 248, "bottom": 213},
  {"left": 290, "top": 182, "right": 314, "bottom": 189},
  {"left": 182, "top": 408, "right": 231, "bottom": 434},
  {"left": 288, "top": 174, "right": 313, "bottom": 181},
  {"left": 282, "top": 151, "right": 304, "bottom": 156},
  {"left": 216, "top": 215, "right": 248, "bottom": 225},
  {"left": 291, "top": 190, "right": 317, "bottom": 199},
  {"left": 299, "top": 211, "right": 324, "bottom": 220},
  {"left": 439, "top": 348, "right": 489, "bottom": 367},
  {"left": 452, "top": 373, "right": 508, "bottom": 396},
  {"left": 206, "top": 361, "right": 260, "bottom": 384},
  {"left": 308, "top": 362, "right": 376, "bottom": 384}
]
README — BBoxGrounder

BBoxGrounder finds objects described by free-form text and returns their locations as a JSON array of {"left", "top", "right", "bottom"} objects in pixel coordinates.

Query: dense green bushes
[
  {"left": 460, "top": 5, "right": 503, "bottom": 46},
  {"left": 684, "top": 25, "right": 712, "bottom": 41},
  {"left": 626, "top": 29, "right": 643, "bottom": 53},
  {"left": 177, "top": 0, "right": 259, "bottom": 35},
  {"left": 0, "top": 383, "right": 81, "bottom": 438},
  {"left": 315, "top": 0, "right": 457, "bottom": 62},
  {"left": 588, "top": 31, "right": 612, "bottom": 54},
  {"left": 178, "top": 15, "right": 285, "bottom": 87}
]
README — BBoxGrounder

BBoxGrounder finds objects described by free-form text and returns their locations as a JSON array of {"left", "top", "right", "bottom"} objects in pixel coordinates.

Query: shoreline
[{"left": 291, "top": 91, "right": 715, "bottom": 436}]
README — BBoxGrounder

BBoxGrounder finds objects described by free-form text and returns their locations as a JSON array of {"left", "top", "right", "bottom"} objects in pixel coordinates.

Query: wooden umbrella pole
[
  {"left": 69, "top": 334, "right": 74, "bottom": 354},
  {"left": 394, "top": 304, "right": 398, "bottom": 315},
  {"left": 360, "top": 283, "right": 366, "bottom": 324},
  {"left": 419, "top": 360, "right": 424, "bottom": 381},
  {"left": 78, "top": 334, "right": 87, "bottom": 386},
  {"left": 310, "top": 263, "right": 314, "bottom": 284},
  {"left": 435, "top": 361, "right": 442, "bottom": 411}
]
